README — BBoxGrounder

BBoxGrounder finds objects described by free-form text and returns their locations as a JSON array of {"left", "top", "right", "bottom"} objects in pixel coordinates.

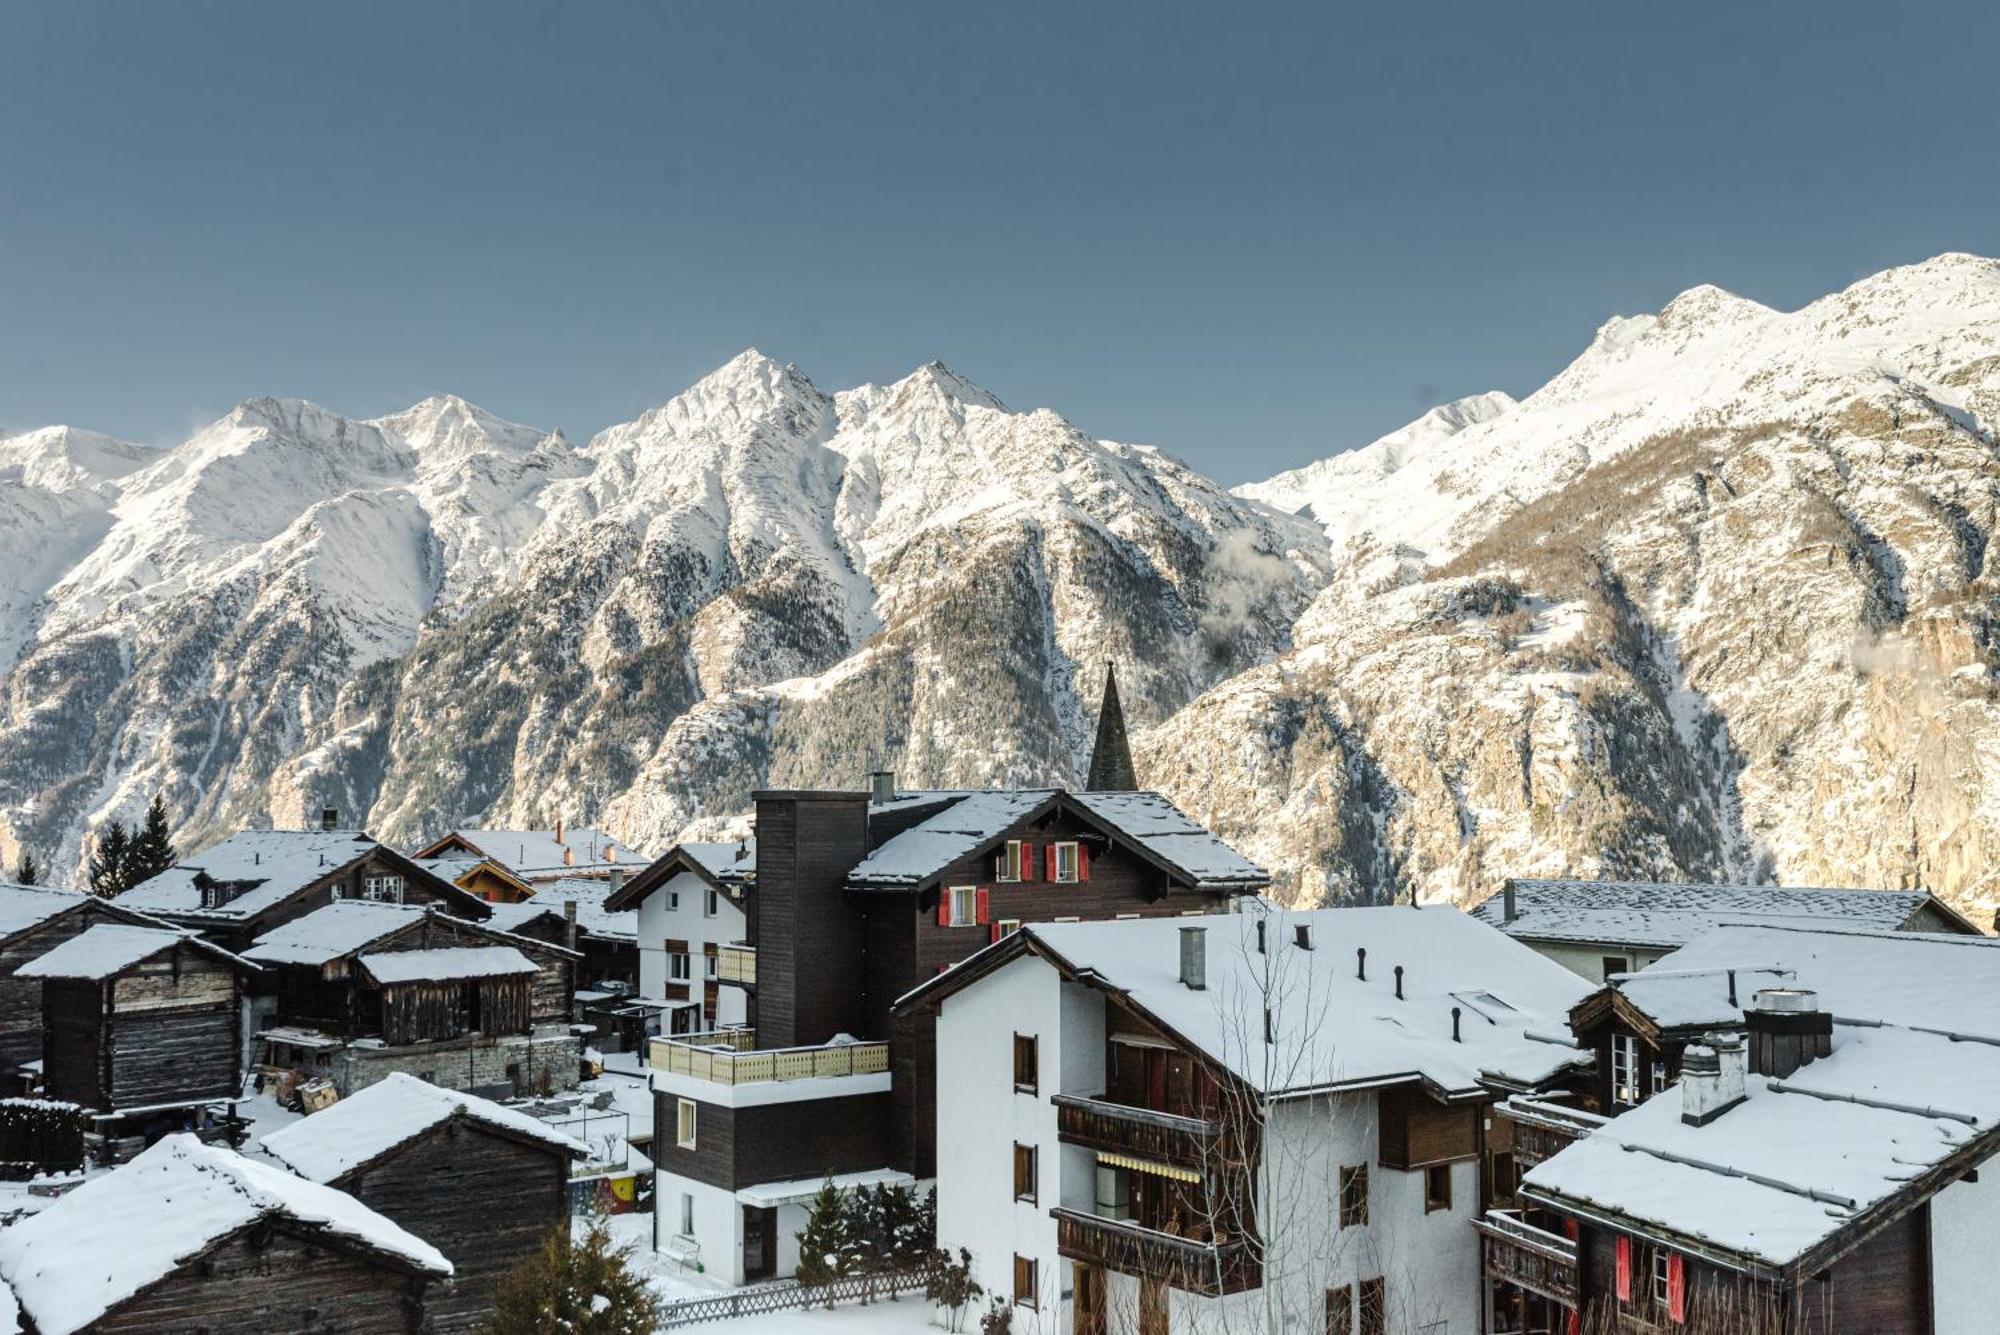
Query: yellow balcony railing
[
  {"left": 718, "top": 944, "right": 756, "bottom": 985},
  {"left": 648, "top": 1030, "right": 888, "bottom": 1086}
]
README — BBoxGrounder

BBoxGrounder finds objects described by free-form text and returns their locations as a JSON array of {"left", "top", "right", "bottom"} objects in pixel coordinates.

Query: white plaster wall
[
  {"left": 1930, "top": 1166, "right": 2000, "bottom": 1335},
  {"left": 1525, "top": 941, "right": 1668, "bottom": 982},
  {"left": 636, "top": 870, "right": 748, "bottom": 1028},
  {"left": 657, "top": 1173, "right": 745, "bottom": 1286}
]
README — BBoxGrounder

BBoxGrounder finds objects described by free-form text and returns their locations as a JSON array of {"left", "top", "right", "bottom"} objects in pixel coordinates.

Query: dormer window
[
  {"left": 360, "top": 874, "right": 403, "bottom": 904},
  {"left": 1053, "top": 842, "right": 1081, "bottom": 884},
  {"left": 995, "top": 840, "right": 1028, "bottom": 883}
]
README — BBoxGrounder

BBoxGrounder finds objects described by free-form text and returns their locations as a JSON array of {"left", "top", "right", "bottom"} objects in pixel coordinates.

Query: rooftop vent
[
  {"left": 1179, "top": 926, "right": 1207, "bottom": 991},
  {"left": 1746, "top": 988, "right": 1831, "bottom": 1078},
  {"left": 1681, "top": 1031, "right": 1748, "bottom": 1126},
  {"left": 870, "top": 770, "right": 897, "bottom": 804}
]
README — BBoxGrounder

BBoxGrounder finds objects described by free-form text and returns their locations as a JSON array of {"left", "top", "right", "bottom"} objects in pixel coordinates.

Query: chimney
[
  {"left": 563, "top": 846, "right": 575, "bottom": 867},
  {"left": 321, "top": 807, "right": 339, "bottom": 832},
  {"left": 1356, "top": 947, "right": 1367, "bottom": 981},
  {"left": 563, "top": 899, "right": 578, "bottom": 953},
  {"left": 1179, "top": 926, "right": 1207, "bottom": 991},
  {"left": 607, "top": 867, "right": 626, "bottom": 896},
  {"left": 734, "top": 838, "right": 749, "bottom": 863},
  {"left": 870, "top": 770, "right": 896, "bottom": 804},
  {"left": 1502, "top": 880, "right": 1517, "bottom": 923},
  {"left": 1393, "top": 965, "right": 1404, "bottom": 1000},
  {"left": 555, "top": 816, "right": 565, "bottom": 845},
  {"left": 1681, "top": 1032, "right": 1748, "bottom": 1126},
  {"left": 1294, "top": 923, "right": 1314, "bottom": 951},
  {"left": 1745, "top": 988, "right": 1832, "bottom": 1078},
  {"left": 1255, "top": 918, "right": 1267, "bottom": 955},
  {"left": 1451, "top": 1007, "right": 1462, "bottom": 1043}
]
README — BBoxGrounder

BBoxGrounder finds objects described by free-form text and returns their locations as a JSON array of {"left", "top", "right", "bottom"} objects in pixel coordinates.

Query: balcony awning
[{"left": 1097, "top": 1150, "right": 1199, "bottom": 1183}]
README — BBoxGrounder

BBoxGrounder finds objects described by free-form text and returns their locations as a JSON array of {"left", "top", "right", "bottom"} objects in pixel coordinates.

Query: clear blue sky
[{"left": 5, "top": 2, "right": 1998, "bottom": 483}]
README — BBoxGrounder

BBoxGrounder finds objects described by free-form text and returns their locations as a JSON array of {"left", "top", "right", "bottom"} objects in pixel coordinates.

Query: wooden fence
[{"left": 657, "top": 1263, "right": 933, "bottom": 1329}]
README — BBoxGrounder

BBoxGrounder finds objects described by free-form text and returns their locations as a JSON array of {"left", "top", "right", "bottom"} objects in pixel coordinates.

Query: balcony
[
  {"left": 718, "top": 944, "right": 755, "bottom": 986},
  {"left": 648, "top": 1029, "right": 888, "bottom": 1086},
  {"left": 1054, "top": 1094, "right": 1222, "bottom": 1166},
  {"left": 1052, "top": 1208, "right": 1259, "bottom": 1297},
  {"left": 1502, "top": 1095, "right": 1609, "bottom": 1172},
  {"left": 1474, "top": 1209, "right": 1578, "bottom": 1308}
]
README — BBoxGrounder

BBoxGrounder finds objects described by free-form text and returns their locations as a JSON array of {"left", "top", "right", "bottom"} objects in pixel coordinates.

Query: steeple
[{"left": 1085, "top": 662, "right": 1139, "bottom": 791}]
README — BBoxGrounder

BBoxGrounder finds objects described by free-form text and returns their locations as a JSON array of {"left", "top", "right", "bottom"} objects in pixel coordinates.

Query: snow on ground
[{"left": 681, "top": 1295, "right": 942, "bottom": 1335}]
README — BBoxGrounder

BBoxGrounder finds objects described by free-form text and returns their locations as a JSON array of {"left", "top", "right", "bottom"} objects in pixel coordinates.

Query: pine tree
[
  {"left": 12, "top": 852, "right": 37, "bottom": 887},
  {"left": 480, "top": 1218, "right": 661, "bottom": 1335},
  {"left": 126, "top": 795, "right": 177, "bottom": 885},
  {"left": 794, "top": 1178, "right": 852, "bottom": 1288},
  {"left": 86, "top": 822, "right": 132, "bottom": 898}
]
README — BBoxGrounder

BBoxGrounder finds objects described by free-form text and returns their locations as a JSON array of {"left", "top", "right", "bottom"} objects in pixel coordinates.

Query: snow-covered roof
[
  {"left": 1589, "top": 965, "right": 1797, "bottom": 1032},
  {"left": 1524, "top": 1023, "right": 2000, "bottom": 1269},
  {"left": 484, "top": 878, "right": 638, "bottom": 942},
  {"left": 848, "top": 789, "right": 1267, "bottom": 890},
  {"left": 0, "top": 1134, "right": 449, "bottom": 1335},
  {"left": 678, "top": 839, "right": 756, "bottom": 887},
  {"left": 0, "top": 883, "right": 91, "bottom": 943},
  {"left": 240, "top": 901, "right": 430, "bottom": 966},
  {"left": 1472, "top": 879, "right": 1948, "bottom": 949},
  {"left": 920, "top": 906, "right": 1592, "bottom": 1098},
  {"left": 421, "top": 828, "right": 640, "bottom": 879},
  {"left": 359, "top": 945, "right": 538, "bottom": 985},
  {"left": 117, "top": 830, "right": 418, "bottom": 921},
  {"left": 16, "top": 922, "right": 248, "bottom": 981},
  {"left": 261, "top": 1072, "right": 587, "bottom": 1182}
]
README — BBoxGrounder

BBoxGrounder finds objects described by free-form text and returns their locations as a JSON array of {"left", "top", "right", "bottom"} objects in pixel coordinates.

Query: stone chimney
[
  {"left": 563, "top": 899, "right": 578, "bottom": 953},
  {"left": 607, "top": 867, "right": 626, "bottom": 897},
  {"left": 1681, "top": 1032, "right": 1748, "bottom": 1126},
  {"left": 870, "top": 771, "right": 897, "bottom": 804},
  {"left": 1502, "top": 880, "right": 1517, "bottom": 923},
  {"left": 1745, "top": 988, "right": 1832, "bottom": 1078},
  {"left": 320, "top": 807, "right": 339, "bottom": 832},
  {"left": 1179, "top": 925, "right": 1206, "bottom": 991}
]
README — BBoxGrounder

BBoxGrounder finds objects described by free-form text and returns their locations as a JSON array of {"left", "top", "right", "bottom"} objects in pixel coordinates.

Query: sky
[{"left": 4, "top": 2, "right": 1999, "bottom": 484}]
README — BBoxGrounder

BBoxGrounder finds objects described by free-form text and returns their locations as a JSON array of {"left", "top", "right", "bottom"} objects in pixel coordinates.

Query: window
[
  {"left": 669, "top": 953, "right": 692, "bottom": 983},
  {"left": 705, "top": 952, "right": 719, "bottom": 981},
  {"left": 1490, "top": 1150, "right": 1518, "bottom": 1205},
  {"left": 680, "top": 1192, "right": 694, "bottom": 1237},
  {"left": 1653, "top": 1251, "right": 1672, "bottom": 1308},
  {"left": 1325, "top": 1285, "right": 1353, "bottom": 1335},
  {"left": 666, "top": 890, "right": 680, "bottom": 911},
  {"left": 1013, "top": 1034, "right": 1038, "bottom": 1093},
  {"left": 1339, "top": 1164, "right": 1369, "bottom": 1228},
  {"left": 996, "top": 918, "right": 1021, "bottom": 940},
  {"left": 1601, "top": 955, "right": 1631, "bottom": 981},
  {"left": 1424, "top": 1162, "right": 1452, "bottom": 1213},
  {"left": 1358, "top": 1277, "right": 1385, "bottom": 1335},
  {"left": 1053, "top": 842, "right": 1080, "bottom": 883},
  {"left": 1013, "top": 1255, "right": 1038, "bottom": 1310},
  {"left": 361, "top": 874, "right": 403, "bottom": 903},
  {"left": 995, "top": 840, "right": 1027, "bottom": 882},
  {"left": 1612, "top": 1034, "right": 1641, "bottom": 1106},
  {"left": 948, "top": 885, "right": 977, "bottom": 927},
  {"left": 705, "top": 889, "right": 719, "bottom": 917},
  {"left": 676, "top": 1098, "right": 697, "bottom": 1149},
  {"left": 1013, "top": 1143, "right": 1037, "bottom": 1203}
]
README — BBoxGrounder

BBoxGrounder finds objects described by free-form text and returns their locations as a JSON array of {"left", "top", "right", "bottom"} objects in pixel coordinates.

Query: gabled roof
[
  {"left": 900, "top": 905, "right": 1591, "bottom": 1099},
  {"left": 848, "top": 789, "right": 1268, "bottom": 892},
  {"left": 241, "top": 901, "right": 577, "bottom": 971},
  {"left": 411, "top": 855, "right": 535, "bottom": 900},
  {"left": 0, "top": 883, "right": 94, "bottom": 945},
  {"left": 601, "top": 839, "right": 754, "bottom": 912},
  {"left": 17, "top": 923, "right": 256, "bottom": 981},
  {"left": 0, "top": 1135, "right": 449, "bottom": 1335},
  {"left": 118, "top": 831, "right": 487, "bottom": 923},
  {"left": 260, "top": 1072, "right": 586, "bottom": 1183},
  {"left": 411, "top": 827, "right": 641, "bottom": 879},
  {"left": 486, "top": 877, "right": 639, "bottom": 942},
  {"left": 1472, "top": 877, "right": 1977, "bottom": 949},
  {"left": 360, "top": 945, "right": 537, "bottom": 985},
  {"left": 1568, "top": 965, "right": 1797, "bottom": 1041}
]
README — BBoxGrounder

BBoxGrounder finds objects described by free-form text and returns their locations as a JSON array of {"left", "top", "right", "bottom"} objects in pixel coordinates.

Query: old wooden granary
[{"left": 0, "top": 881, "right": 165, "bottom": 1085}]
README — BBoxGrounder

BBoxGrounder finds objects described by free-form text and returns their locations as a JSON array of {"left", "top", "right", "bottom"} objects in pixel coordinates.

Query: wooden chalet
[
  {"left": 409, "top": 824, "right": 639, "bottom": 888},
  {"left": 411, "top": 854, "right": 538, "bottom": 905},
  {"left": 0, "top": 1134, "right": 450, "bottom": 1334},
  {"left": 241, "top": 902, "right": 581, "bottom": 1098},
  {"left": 0, "top": 881, "right": 165, "bottom": 1082},
  {"left": 484, "top": 876, "right": 640, "bottom": 996},
  {"left": 262, "top": 1073, "right": 587, "bottom": 1331},
  {"left": 116, "top": 826, "right": 490, "bottom": 954},
  {"left": 19, "top": 923, "right": 257, "bottom": 1131}
]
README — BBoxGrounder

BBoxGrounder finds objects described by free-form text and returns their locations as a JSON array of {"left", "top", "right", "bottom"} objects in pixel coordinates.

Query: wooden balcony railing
[
  {"left": 1502, "top": 1095, "right": 1609, "bottom": 1171},
  {"left": 1052, "top": 1208, "right": 1260, "bottom": 1298},
  {"left": 1474, "top": 1209, "right": 1578, "bottom": 1308},
  {"left": 1053, "top": 1094, "right": 1222, "bottom": 1165},
  {"left": 718, "top": 944, "right": 755, "bottom": 986},
  {"left": 648, "top": 1030, "right": 888, "bottom": 1086}
]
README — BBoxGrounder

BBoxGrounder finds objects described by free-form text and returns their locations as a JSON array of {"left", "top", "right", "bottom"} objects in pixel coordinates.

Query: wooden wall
[
  {"left": 1377, "top": 1084, "right": 1479, "bottom": 1170},
  {"left": 106, "top": 946, "right": 241, "bottom": 1109},
  {"left": 0, "top": 900, "right": 115, "bottom": 1070},
  {"left": 42, "top": 978, "right": 104, "bottom": 1109},
  {"left": 652, "top": 1087, "right": 892, "bottom": 1191},
  {"left": 754, "top": 793, "right": 870, "bottom": 1050},
  {"left": 340, "top": 1116, "right": 570, "bottom": 1332}
]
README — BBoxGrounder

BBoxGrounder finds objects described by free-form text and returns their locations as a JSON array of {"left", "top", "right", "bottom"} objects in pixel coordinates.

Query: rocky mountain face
[{"left": 5, "top": 254, "right": 1998, "bottom": 924}]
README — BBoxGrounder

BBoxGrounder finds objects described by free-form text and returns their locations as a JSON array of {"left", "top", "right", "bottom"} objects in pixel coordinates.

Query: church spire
[{"left": 1085, "top": 662, "right": 1139, "bottom": 792}]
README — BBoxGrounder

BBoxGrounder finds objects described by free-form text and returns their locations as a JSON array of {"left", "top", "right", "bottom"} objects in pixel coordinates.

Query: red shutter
[
  {"left": 976, "top": 887, "right": 990, "bottom": 925},
  {"left": 1615, "top": 1236, "right": 1631, "bottom": 1303},
  {"left": 1020, "top": 842, "right": 1035, "bottom": 881},
  {"left": 1667, "top": 1253, "right": 1685, "bottom": 1323},
  {"left": 937, "top": 893, "right": 951, "bottom": 928},
  {"left": 990, "top": 921, "right": 1000, "bottom": 945},
  {"left": 1079, "top": 845, "right": 1090, "bottom": 882},
  {"left": 1566, "top": 1313, "right": 1580, "bottom": 1335},
  {"left": 1046, "top": 845, "right": 1057, "bottom": 881}
]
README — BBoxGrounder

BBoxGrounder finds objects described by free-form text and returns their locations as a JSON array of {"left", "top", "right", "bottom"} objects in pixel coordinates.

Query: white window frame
[
  {"left": 668, "top": 953, "right": 692, "bottom": 983},
  {"left": 705, "top": 889, "right": 719, "bottom": 917},
  {"left": 1053, "top": 841, "right": 1080, "bottom": 883},
  {"left": 361, "top": 874, "right": 403, "bottom": 904},
  {"left": 948, "top": 885, "right": 977, "bottom": 927},
  {"left": 1653, "top": 1251, "right": 1671, "bottom": 1307},
  {"left": 680, "top": 1191, "right": 695, "bottom": 1237},
  {"left": 996, "top": 918, "right": 1022, "bottom": 940},
  {"left": 676, "top": 1098, "right": 697, "bottom": 1150},
  {"left": 995, "top": 840, "right": 1026, "bottom": 883},
  {"left": 704, "top": 951, "right": 719, "bottom": 980},
  {"left": 666, "top": 890, "right": 680, "bottom": 912},
  {"left": 1612, "top": 1034, "right": 1640, "bottom": 1107}
]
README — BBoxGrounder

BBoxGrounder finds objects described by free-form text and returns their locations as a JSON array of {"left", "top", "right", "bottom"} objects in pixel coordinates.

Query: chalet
[
  {"left": 19, "top": 923, "right": 257, "bottom": 1136},
  {"left": 644, "top": 776, "right": 1269, "bottom": 1287},
  {"left": 0, "top": 881, "right": 166, "bottom": 1081},
  {"left": 261, "top": 1072, "right": 587, "bottom": 1330},
  {"left": 601, "top": 838, "right": 756, "bottom": 1036},
  {"left": 485, "top": 875, "right": 642, "bottom": 998},
  {"left": 0, "top": 1134, "right": 450, "bottom": 1334},
  {"left": 898, "top": 905, "right": 1593, "bottom": 1334},
  {"left": 116, "top": 827, "right": 490, "bottom": 955},
  {"left": 241, "top": 901, "right": 582, "bottom": 1098},
  {"left": 410, "top": 824, "right": 640, "bottom": 889},
  {"left": 1472, "top": 878, "right": 1981, "bottom": 981},
  {"left": 412, "top": 854, "right": 538, "bottom": 905}
]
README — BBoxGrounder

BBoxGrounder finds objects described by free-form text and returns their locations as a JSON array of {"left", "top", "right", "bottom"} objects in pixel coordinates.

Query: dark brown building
[
  {"left": 0, "top": 882, "right": 166, "bottom": 1082},
  {"left": 261, "top": 1072, "right": 586, "bottom": 1331}
]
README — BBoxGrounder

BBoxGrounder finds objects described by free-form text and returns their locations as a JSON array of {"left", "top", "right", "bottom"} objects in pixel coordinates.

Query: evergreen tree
[
  {"left": 480, "top": 1218, "right": 661, "bottom": 1335},
  {"left": 86, "top": 822, "right": 132, "bottom": 898},
  {"left": 794, "top": 1178, "right": 852, "bottom": 1288},
  {"left": 11, "top": 852, "right": 37, "bottom": 887},
  {"left": 126, "top": 795, "right": 177, "bottom": 885}
]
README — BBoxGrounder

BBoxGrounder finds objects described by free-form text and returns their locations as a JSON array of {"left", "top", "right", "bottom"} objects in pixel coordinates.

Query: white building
[
  {"left": 603, "top": 840, "right": 755, "bottom": 1034},
  {"left": 900, "top": 905, "right": 1593, "bottom": 1335}
]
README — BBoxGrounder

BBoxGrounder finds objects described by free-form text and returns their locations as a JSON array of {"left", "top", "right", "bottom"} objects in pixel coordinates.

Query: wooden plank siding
[
  {"left": 651, "top": 1088, "right": 892, "bottom": 1191},
  {"left": 0, "top": 899, "right": 138, "bottom": 1071},
  {"left": 1376, "top": 1084, "right": 1480, "bottom": 1170},
  {"left": 41, "top": 942, "right": 242, "bottom": 1113},
  {"left": 753, "top": 793, "right": 871, "bottom": 1050}
]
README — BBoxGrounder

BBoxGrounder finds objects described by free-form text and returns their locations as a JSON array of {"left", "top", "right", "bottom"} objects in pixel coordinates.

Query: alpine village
[{"left": 0, "top": 665, "right": 1980, "bottom": 1335}]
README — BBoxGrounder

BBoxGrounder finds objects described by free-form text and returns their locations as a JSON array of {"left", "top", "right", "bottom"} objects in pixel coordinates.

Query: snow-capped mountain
[{"left": 5, "top": 253, "right": 1999, "bottom": 924}]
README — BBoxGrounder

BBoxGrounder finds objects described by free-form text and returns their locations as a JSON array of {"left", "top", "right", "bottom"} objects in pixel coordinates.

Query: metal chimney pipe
[
  {"left": 1356, "top": 947, "right": 1367, "bottom": 981},
  {"left": 1394, "top": 965, "right": 1404, "bottom": 1000},
  {"left": 1451, "top": 1007, "right": 1462, "bottom": 1042}
]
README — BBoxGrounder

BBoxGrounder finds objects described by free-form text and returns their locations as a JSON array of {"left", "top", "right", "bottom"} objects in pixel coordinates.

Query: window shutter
[
  {"left": 937, "top": 894, "right": 951, "bottom": 928},
  {"left": 1079, "top": 845, "right": 1091, "bottom": 882},
  {"left": 1566, "top": 1312, "right": 1580, "bottom": 1335},
  {"left": 976, "top": 887, "right": 990, "bottom": 925},
  {"left": 990, "top": 921, "right": 1000, "bottom": 945},
  {"left": 1667, "top": 1254, "right": 1685, "bottom": 1323},
  {"left": 1046, "top": 844, "right": 1057, "bottom": 881},
  {"left": 1020, "top": 842, "right": 1035, "bottom": 880},
  {"left": 1614, "top": 1236, "right": 1631, "bottom": 1303}
]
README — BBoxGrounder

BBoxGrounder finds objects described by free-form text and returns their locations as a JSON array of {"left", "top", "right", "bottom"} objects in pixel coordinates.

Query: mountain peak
[{"left": 887, "top": 360, "right": 1007, "bottom": 413}]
